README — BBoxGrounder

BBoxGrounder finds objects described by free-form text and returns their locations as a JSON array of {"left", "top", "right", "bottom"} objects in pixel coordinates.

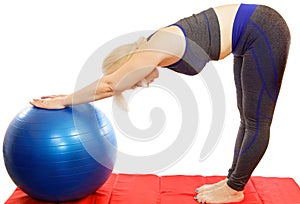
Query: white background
[{"left": 0, "top": 0, "right": 299, "bottom": 203}]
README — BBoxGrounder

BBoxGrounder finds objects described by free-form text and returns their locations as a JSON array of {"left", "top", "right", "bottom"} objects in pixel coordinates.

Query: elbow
[
  {"left": 103, "top": 74, "right": 132, "bottom": 95},
  {"left": 95, "top": 80, "right": 115, "bottom": 101}
]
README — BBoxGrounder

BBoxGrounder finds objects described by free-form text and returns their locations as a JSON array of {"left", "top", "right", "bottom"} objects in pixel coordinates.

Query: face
[{"left": 131, "top": 68, "right": 159, "bottom": 89}]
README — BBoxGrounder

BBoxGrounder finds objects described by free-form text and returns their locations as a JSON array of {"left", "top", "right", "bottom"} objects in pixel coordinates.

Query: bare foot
[
  {"left": 195, "top": 178, "right": 228, "bottom": 193},
  {"left": 194, "top": 182, "right": 244, "bottom": 203}
]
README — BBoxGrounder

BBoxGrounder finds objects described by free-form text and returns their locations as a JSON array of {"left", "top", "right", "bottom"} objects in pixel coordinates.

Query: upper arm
[
  {"left": 145, "top": 26, "right": 186, "bottom": 66},
  {"left": 106, "top": 26, "right": 186, "bottom": 92}
]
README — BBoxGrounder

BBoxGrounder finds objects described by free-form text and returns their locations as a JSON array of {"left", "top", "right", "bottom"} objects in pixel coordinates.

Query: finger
[
  {"left": 41, "top": 95, "right": 56, "bottom": 99},
  {"left": 33, "top": 98, "right": 42, "bottom": 103},
  {"left": 41, "top": 94, "right": 66, "bottom": 99},
  {"left": 136, "top": 81, "right": 143, "bottom": 87},
  {"left": 141, "top": 79, "right": 149, "bottom": 88},
  {"left": 29, "top": 101, "right": 43, "bottom": 108},
  {"left": 29, "top": 101, "right": 35, "bottom": 106},
  {"left": 31, "top": 99, "right": 46, "bottom": 106},
  {"left": 34, "top": 99, "right": 48, "bottom": 105},
  {"left": 144, "top": 75, "right": 151, "bottom": 82}
]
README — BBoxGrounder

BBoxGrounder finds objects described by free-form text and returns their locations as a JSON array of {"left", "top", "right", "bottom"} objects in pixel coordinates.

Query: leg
[
  {"left": 195, "top": 6, "right": 290, "bottom": 202},
  {"left": 227, "top": 55, "right": 246, "bottom": 178},
  {"left": 227, "top": 17, "right": 290, "bottom": 190},
  {"left": 227, "top": 49, "right": 274, "bottom": 190},
  {"left": 195, "top": 56, "right": 245, "bottom": 193},
  {"left": 195, "top": 45, "right": 286, "bottom": 203},
  {"left": 196, "top": 56, "right": 245, "bottom": 200}
]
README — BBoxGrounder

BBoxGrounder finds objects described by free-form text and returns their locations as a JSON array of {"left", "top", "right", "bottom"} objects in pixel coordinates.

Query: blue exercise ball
[{"left": 3, "top": 103, "right": 117, "bottom": 202}]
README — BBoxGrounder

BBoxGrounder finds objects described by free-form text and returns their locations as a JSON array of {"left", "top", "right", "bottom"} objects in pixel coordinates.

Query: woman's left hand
[{"left": 29, "top": 95, "right": 68, "bottom": 109}]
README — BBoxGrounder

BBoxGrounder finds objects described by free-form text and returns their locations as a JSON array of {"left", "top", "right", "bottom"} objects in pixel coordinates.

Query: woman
[{"left": 30, "top": 3, "right": 290, "bottom": 203}]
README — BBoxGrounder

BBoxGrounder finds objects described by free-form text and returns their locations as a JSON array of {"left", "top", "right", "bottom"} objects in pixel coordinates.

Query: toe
[{"left": 194, "top": 194, "right": 206, "bottom": 203}]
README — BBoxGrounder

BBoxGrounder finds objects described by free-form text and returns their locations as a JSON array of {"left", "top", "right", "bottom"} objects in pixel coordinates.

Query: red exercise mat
[{"left": 5, "top": 174, "right": 300, "bottom": 204}]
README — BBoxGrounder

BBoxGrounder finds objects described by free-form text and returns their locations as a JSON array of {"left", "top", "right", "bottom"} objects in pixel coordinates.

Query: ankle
[{"left": 225, "top": 183, "right": 244, "bottom": 195}]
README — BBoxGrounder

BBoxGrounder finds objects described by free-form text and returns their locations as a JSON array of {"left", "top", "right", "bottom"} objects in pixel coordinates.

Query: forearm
[{"left": 63, "top": 78, "right": 114, "bottom": 106}]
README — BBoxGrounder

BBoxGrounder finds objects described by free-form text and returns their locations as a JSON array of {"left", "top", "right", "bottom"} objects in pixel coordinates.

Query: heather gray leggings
[{"left": 227, "top": 5, "right": 290, "bottom": 191}]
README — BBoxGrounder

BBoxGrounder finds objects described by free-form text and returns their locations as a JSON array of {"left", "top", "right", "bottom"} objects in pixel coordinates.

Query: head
[
  {"left": 102, "top": 37, "right": 158, "bottom": 111},
  {"left": 102, "top": 37, "right": 147, "bottom": 75}
]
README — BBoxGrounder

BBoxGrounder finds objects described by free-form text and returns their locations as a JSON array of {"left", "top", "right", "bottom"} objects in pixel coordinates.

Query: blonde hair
[{"left": 102, "top": 37, "right": 147, "bottom": 111}]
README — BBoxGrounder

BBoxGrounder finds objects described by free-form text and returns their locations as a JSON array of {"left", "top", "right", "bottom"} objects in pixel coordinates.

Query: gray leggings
[{"left": 227, "top": 5, "right": 290, "bottom": 191}]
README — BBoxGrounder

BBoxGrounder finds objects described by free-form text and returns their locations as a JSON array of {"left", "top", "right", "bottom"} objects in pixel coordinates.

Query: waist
[{"left": 213, "top": 4, "right": 240, "bottom": 59}]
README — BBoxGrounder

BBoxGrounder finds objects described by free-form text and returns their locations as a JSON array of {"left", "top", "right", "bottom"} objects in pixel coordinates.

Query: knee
[{"left": 244, "top": 116, "right": 272, "bottom": 131}]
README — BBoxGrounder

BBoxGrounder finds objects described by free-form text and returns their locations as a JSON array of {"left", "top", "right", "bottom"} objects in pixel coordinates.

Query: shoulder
[
  {"left": 142, "top": 25, "right": 186, "bottom": 66},
  {"left": 149, "top": 26, "right": 185, "bottom": 43}
]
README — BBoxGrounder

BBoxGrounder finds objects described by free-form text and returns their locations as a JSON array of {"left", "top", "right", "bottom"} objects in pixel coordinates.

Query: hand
[
  {"left": 29, "top": 95, "right": 68, "bottom": 109},
  {"left": 130, "top": 68, "right": 159, "bottom": 89}
]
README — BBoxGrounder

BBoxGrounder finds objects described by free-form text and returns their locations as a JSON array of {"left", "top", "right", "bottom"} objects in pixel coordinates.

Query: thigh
[
  {"left": 233, "top": 56, "right": 244, "bottom": 115},
  {"left": 241, "top": 43, "right": 280, "bottom": 124}
]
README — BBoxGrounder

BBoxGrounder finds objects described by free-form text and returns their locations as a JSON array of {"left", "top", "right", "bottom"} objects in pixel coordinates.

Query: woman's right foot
[
  {"left": 195, "top": 178, "right": 228, "bottom": 193},
  {"left": 194, "top": 181, "right": 244, "bottom": 203}
]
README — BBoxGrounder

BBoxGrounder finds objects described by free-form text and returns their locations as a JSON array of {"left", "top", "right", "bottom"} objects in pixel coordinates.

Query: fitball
[{"left": 3, "top": 103, "right": 117, "bottom": 202}]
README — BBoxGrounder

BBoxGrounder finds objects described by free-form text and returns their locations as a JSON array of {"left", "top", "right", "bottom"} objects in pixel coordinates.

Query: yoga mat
[{"left": 5, "top": 174, "right": 300, "bottom": 204}]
